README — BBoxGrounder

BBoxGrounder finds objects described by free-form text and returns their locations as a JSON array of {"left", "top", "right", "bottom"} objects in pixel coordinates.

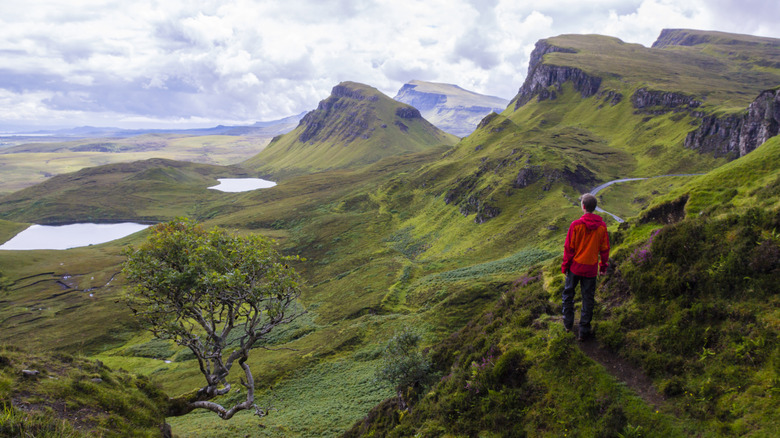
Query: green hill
[
  {"left": 0, "top": 29, "right": 778, "bottom": 437},
  {"left": 243, "top": 81, "right": 458, "bottom": 178},
  {"left": 345, "top": 136, "right": 780, "bottom": 438},
  {"left": 0, "top": 159, "right": 252, "bottom": 224}
]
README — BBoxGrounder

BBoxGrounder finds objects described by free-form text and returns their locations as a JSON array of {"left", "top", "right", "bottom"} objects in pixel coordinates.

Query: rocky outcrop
[
  {"left": 684, "top": 88, "right": 780, "bottom": 158},
  {"left": 597, "top": 90, "right": 623, "bottom": 107},
  {"left": 395, "top": 107, "right": 422, "bottom": 119},
  {"left": 297, "top": 85, "right": 380, "bottom": 143},
  {"left": 330, "top": 84, "right": 379, "bottom": 102},
  {"left": 443, "top": 169, "right": 501, "bottom": 223},
  {"left": 394, "top": 83, "right": 447, "bottom": 110},
  {"left": 513, "top": 166, "right": 541, "bottom": 188},
  {"left": 631, "top": 88, "right": 702, "bottom": 113},
  {"left": 539, "top": 165, "right": 597, "bottom": 193},
  {"left": 513, "top": 41, "right": 601, "bottom": 110},
  {"left": 651, "top": 29, "right": 714, "bottom": 48}
]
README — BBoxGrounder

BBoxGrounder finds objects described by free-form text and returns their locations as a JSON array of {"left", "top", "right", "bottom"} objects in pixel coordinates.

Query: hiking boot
[{"left": 577, "top": 332, "right": 590, "bottom": 342}]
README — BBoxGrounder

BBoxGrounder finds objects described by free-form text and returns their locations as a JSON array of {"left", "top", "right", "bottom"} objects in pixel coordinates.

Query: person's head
[{"left": 580, "top": 193, "right": 597, "bottom": 213}]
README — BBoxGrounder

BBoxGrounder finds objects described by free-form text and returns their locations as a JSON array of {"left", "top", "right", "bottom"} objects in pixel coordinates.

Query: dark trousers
[{"left": 562, "top": 271, "right": 596, "bottom": 335}]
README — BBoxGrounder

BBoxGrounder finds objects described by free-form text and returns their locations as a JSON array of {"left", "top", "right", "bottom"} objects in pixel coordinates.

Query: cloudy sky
[{"left": 1, "top": 0, "right": 778, "bottom": 131}]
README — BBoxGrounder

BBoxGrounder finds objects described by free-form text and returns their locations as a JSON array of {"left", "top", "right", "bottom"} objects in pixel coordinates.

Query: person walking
[{"left": 561, "top": 193, "right": 610, "bottom": 341}]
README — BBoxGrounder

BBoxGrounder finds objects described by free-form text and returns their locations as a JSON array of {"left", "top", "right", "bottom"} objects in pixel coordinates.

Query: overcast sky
[{"left": 1, "top": 0, "right": 778, "bottom": 131}]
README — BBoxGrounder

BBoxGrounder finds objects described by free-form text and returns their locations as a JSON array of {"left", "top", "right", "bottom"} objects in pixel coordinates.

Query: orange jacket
[{"left": 562, "top": 213, "right": 610, "bottom": 277}]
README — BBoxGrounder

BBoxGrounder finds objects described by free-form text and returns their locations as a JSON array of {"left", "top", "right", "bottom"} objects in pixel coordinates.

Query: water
[
  {"left": 0, "top": 222, "right": 150, "bottom": 250},
  {"left": 208, "top": 178, "right": 276, "bottom": 192}
]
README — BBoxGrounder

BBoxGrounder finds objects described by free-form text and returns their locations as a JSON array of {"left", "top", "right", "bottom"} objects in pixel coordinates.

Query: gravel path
[{"left": 589, "top": 174, "right": 704, "bottom": 223}]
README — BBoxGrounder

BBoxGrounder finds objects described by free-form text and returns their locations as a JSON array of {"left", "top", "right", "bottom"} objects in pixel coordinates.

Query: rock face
[
  {"left": 684, "top": 88, "right": 780, "bottom": 158},
  {"left": 652, "top": 28, "right": 780, "bottom": 50},
  {"left": 298, "top": 84, "right": 378, "bottom": 144},
  {"left": 394, "top": 80, "right": 509, "bottom": 137},
  {"left": 631, "top": 88, "right": 702, "bottom": 112},
  {"left": 512, "top": 41, "right": 601, "bottom": 110}
]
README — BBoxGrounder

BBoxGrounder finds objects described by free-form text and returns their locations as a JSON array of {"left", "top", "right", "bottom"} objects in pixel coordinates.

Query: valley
[{"left": 1, "top": 29, "right": 779, "bottom": 437}]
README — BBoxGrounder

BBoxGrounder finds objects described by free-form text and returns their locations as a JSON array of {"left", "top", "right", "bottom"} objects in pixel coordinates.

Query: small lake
[
  {"left": 0, "top": 223, "right": 150, "bottom": 250},
  {"left": 208, "top": 178, "right": 276, "bottom": 192}
]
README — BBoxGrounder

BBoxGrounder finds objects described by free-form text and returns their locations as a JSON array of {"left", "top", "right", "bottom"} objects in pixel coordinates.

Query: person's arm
[
  {"left": 562, "top": 224, "right": 576, "bottom": 273},
  {"left": 598, "top": 227, "right": 610, "bottom": 275}
]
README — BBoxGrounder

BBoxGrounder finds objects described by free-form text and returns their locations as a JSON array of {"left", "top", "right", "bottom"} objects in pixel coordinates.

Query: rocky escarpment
[
  {"left": 297, "top": 85, "right": 381, "bottom": 144},
  {"left": 512, "top": 41, "right": 602, "bottom": 110},
  {"left": 651, "top": 29, "right": 715, "bottom": 48},
  {"left": 394, "top": 80, "right": 509, "bottom": 137},
  {"left": 684, "top": 88, "right": 780, "bottom": 158},
  {"left": 652, "top": 28, "right": 780, "bottom": 50},
  {"left": 394, "top": 83, "right": 448, "bottom": 110},
  {"left": 631, "top": 88, "right": 702, "bottom": 114}
]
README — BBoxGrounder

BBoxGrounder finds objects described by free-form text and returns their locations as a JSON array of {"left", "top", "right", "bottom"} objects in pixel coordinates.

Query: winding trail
[{"left": 589, "top": 174, "right": 704, "bottom": 223}]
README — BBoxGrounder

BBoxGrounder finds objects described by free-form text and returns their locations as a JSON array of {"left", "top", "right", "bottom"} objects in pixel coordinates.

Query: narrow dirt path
[
  {"left": 575, "top": 329, "right": 667, "bottom": 408},
  {"left": 559, "top": 176, "right": 709, "bottom": 409}
]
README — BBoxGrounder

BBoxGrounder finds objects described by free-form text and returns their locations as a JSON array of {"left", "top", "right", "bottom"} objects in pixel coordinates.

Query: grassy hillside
[
  {"left": 0, "top": 159, "right": 254, "bottom": 224},
  {"left": 0, "top": 29, "right": 777, "bottom": 437},
  {"left": 344, "top": 137, "right": 780, "bottom": 438},
  {"left": 535, "top": 31, "right": 780, "bottom": 112},
  {"left": 244, "top": 82, "right": 458, "bottom": 178},
  {"left": 0, "top": 134, "right": 272, "bottom": 195},
  {"left": 0, "top": 345, "right": 168, "bottom": 437}
]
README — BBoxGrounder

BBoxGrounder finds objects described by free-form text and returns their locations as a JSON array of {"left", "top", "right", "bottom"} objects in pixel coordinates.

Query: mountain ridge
[
  {"left": 394, "top": 80, "right": 509, "bottom": 137},
  {"left": 244, "top": 81, "right": 457, "bottom": 178}
]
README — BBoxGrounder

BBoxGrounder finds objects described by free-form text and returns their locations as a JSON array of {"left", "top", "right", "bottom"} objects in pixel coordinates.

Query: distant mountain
[
  {"left": 9, "top": 112, "right": 308, "bottom": 139},
  {"left": 393, "top": 80, "right": 509, "bottom": 137},
  {"left": 244, "top": 81, "right": 458, "bottom": 178}
]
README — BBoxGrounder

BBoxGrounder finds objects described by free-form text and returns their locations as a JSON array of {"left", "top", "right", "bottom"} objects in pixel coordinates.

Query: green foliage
[
  {"left": 418, "top": 249, "right": 554, "bottom": 285},
  {"left": 375, "top": 328, "right": 433, "bottom": 395}
]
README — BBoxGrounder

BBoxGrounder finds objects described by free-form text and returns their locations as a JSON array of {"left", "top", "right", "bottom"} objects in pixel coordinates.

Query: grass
[
  {"left": 0, "top": 346, "right": 168, "bottom": 437},
  {"left": 168, "top": 357, "right": 394, "bottom": 437}
]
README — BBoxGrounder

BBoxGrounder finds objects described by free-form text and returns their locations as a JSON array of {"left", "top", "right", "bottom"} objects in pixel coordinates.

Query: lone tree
[
  {"left": 376, "top": 327, "right": 432, "bottom": 411},
  {"left": 122, "top": 218, "right": 303, "bottom": 419}
]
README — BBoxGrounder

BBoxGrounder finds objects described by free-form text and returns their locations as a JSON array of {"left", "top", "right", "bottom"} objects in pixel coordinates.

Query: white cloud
[{"left": 0, "top": 0, "right": 778, "bottom": 129}]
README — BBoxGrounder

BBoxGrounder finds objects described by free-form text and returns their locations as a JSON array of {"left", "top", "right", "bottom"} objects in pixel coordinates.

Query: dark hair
[{"left": 581, "top": 193, "right": 597, "bottom": 212}]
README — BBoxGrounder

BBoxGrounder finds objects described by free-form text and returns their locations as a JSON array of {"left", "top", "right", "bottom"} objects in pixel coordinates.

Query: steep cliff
[
  {"left": 512, "top": 41, "right": 601, "bottom": 110},
  {"left": 684, "top": 88, "right": 780, "bottom": 157},
  {"left": 393, "top": 80, "right": 509, "bottom": 137}
]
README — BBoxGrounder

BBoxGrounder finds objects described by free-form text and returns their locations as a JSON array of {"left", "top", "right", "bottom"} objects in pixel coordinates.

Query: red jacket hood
[{"left": 578, "top": 213, "right": 605, "bottom": 230}]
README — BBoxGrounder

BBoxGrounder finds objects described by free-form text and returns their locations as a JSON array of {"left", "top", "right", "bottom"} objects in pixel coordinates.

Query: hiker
[{"left": 561, "top": 193, "right": 610, "bottom": 341}]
